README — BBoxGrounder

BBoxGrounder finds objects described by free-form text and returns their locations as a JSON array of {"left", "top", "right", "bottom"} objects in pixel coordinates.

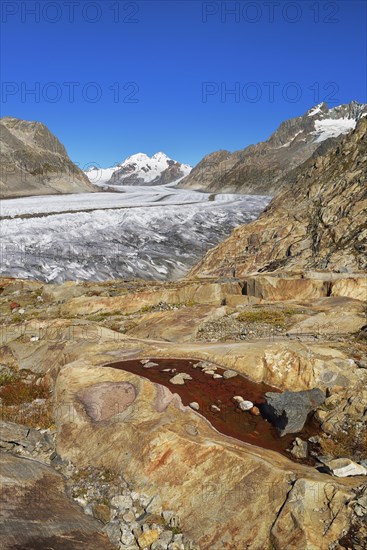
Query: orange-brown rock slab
[{"left": 54, "top": 362, "right": 360, "bottom": 550}]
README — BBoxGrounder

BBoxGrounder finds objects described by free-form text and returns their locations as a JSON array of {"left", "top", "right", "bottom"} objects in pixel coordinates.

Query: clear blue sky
[{"left": 1, "top": 0, "right": 366, "bottom": 169}]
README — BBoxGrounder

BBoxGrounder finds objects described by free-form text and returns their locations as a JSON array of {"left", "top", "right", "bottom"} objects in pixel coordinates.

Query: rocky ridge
[
  {"left": 0, "top": 116, "right": 95, "bottom": 198},
  {"left": 190, "top": 116, "right": 367, "bottom": 277}
]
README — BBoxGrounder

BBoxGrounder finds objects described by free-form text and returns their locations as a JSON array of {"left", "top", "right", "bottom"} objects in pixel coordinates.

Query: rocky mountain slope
[
  {"left": 191, "top": 116, "right": 367, "bottom": 277},
  {"left": 179, "top": 101, "right": 366, "bottom": 195},
  {"left": 85, "top": 152, "right": 191, "bottom": 187},
  {"left": 0, "top": 117, "right": 95, "bottom": 198}
]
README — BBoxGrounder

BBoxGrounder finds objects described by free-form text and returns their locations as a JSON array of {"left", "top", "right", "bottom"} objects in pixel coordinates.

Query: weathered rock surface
[
  {"left": 270, "top": 478, "right": 353, "bottom": 549},
  {"left": 1, "top": 275, "right": 366, "bottom": 548},
  {"left": 60, "top": 281, "right": 240, "bottom": 317},
  {"left": 53, "top": 363, "right": 362, "bottom": 549},
  {"left": 126, "top": 305, "right": 227, "bottom": 342},
  {"left": 263, "top": 389, "right": 325, "bottom": 435},
  {"left": 0, "top": 116, "right": 95, "bottom": 198},
  {"left": 0, "top": 420, "right": 51, "bottom": 453},
  {"left": 0, "top": 452, "right": 116, "bottom": 549},
  {"left": 77, "top": 381, "right": 137, "bottom": 422}
]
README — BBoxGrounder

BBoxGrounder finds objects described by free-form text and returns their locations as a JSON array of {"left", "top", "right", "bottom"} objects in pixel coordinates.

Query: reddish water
[{"left": 104, "top": 358, "right": 319, "bottom": 462}]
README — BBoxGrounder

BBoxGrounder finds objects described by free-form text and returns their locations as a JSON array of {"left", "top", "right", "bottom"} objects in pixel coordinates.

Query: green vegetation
[
  {"left": 86, "top": 311, "right": 123, "bottom": 322},
  {"left": 0, "top": 371, "right": 18, "bottom": 386},
  {"left": 237, "top": 307, "right": 301, "bottom": 326},
  {"left": 0, "top": 378, "right": 49, "bottom": 406},
  {"left": 1, "top": 401, "right": 54, "bottom": 429},
  {"left": 237, "top": 310, "right": 287, "bottom": 325},
  {"left": 320, "top": 425, "right": 367, "bottom": 460}
]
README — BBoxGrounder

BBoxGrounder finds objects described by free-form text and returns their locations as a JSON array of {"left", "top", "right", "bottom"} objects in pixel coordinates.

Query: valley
[{"left": 0, "top": 108, "right": 366, "bottom": 550}]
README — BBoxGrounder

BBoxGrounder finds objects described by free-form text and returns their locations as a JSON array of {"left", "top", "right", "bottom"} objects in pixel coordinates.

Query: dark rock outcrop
[{"left": 262, "top": 388, "right": 325, "bottom": 436}]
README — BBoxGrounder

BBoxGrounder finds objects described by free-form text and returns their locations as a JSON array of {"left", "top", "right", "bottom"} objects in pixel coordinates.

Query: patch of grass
[
  {"left": 0, "top": 371, "right": 18, "bottom": 386},
  {"left": 72, "top": 487, "right": 87, "bottom": 499},
  {"left": 140, "top": 304, "right": 157, "bottom": 313},
  {"left": 281, "top": 307, "right": 304, "bottom": 316},
  {"left": 237, "top": 310, "right": 286, "bottom": 326},
  {"left": 87, "top": 311, "right": 123, "bottom": 322},
  {"left": 71, "top": 467, "right": 118, "bottom": 484},
  {"left": 0, "top": 401, "right": 54, "bottom": 429},
  {"left": 179, "top": 300, "right": 198, "bottom": 308},
  {"left": 100, "top": 469, "right": 118, "bottom": 483},
  {"left": 320, "top": 425, "right": 367, "bottom": 459},
  {"left": 0, "top": 379, "right": 49, "bottom": 406},
  {"left": 10, "top": 314, "right": 24, "bottom": 323}
]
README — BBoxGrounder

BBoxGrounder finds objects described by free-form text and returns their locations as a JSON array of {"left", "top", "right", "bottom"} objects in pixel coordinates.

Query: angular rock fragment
[
  {"left": 262, "top": 388, "right": 325, "bottom": 436},
  {"left": 319, "top": 457, "right": 367, "bottom": 477}
]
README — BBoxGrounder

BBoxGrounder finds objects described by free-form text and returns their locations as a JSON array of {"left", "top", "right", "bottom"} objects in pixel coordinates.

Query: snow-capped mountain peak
[
  {"left": 85, "top": 152, "right": 192, "bottom": 187},
  {"left": 310, "top": 100, "right": 366, "bottom": 143}
]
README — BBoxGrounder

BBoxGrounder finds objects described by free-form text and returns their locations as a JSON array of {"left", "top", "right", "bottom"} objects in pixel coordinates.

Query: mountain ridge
[
  {"left": 179, "top": 101, "right": 367, "bottom": 195},
  {"left": 0, "top": 116, "right": 95, "bottom": 199},
  {"left": 190, "top": 115, "right": 367, "bottom": 277}
]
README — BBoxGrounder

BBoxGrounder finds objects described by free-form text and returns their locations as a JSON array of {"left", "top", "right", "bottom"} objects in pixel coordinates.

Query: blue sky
[{"left": 1, "top": 0, "right": 366, "bottom": 168}]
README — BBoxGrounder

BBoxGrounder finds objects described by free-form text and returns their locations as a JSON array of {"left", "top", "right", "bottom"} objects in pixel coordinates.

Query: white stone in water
[
  {"left": 223, "top": 370, "right": 238, "bottom": 379},
  {"left": 203, "top": 370, "right": 215, "bottom": 375},
  {"left": 161, "top": 368, "right": 172, "bottom": 372},
  {"left": 211, "top": 405, "right": 221, "bottom": 412},
  {"left": 232, "top": 396, "right": 245, "bottom": 404},
  {"left": 189, "top": 402, "right": 200, "bottom": 411},
  {"left": 140, "top": 359, "right": 150, "bottom": 364},
  {"left": 143, "top": 361, "right": 159, "bottom": 368},
  {"left": 195, "top": 361, "right": 217, "bottom": 371},
  {"left": 169, "top": 373, "right": 192, "bottom": 385},
  {"left": 212, "top": 374, "right": 223, "bottom": 379},
  {"left": 238, "top": 400, "right": 254, "bottom": 411}
]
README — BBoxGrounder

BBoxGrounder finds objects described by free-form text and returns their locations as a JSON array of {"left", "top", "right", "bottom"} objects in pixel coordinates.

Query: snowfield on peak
[
  {"left": 307, "top": 103, "right": 324, "bottom": 117},
  {"left": 312, "top": 117, "right": 357, "bottom": 143}
]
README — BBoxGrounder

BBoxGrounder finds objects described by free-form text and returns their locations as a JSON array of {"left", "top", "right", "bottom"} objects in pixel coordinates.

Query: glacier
[{"left": 0, "top": 184, "right": 270, "bottom": 283}]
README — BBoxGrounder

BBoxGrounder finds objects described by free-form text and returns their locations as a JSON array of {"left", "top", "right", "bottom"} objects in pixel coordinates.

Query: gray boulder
[
  {"left": 262, "top": 389, "right": 325, "bottom": 436},
  {"left": 0, "top": 452, "right": 116, "bottom": 549}
]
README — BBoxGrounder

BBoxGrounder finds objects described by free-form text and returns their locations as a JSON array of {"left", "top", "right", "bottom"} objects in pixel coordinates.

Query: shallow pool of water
[{"left": 103, "top": 358, "right": 319, "bottom": 461}]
